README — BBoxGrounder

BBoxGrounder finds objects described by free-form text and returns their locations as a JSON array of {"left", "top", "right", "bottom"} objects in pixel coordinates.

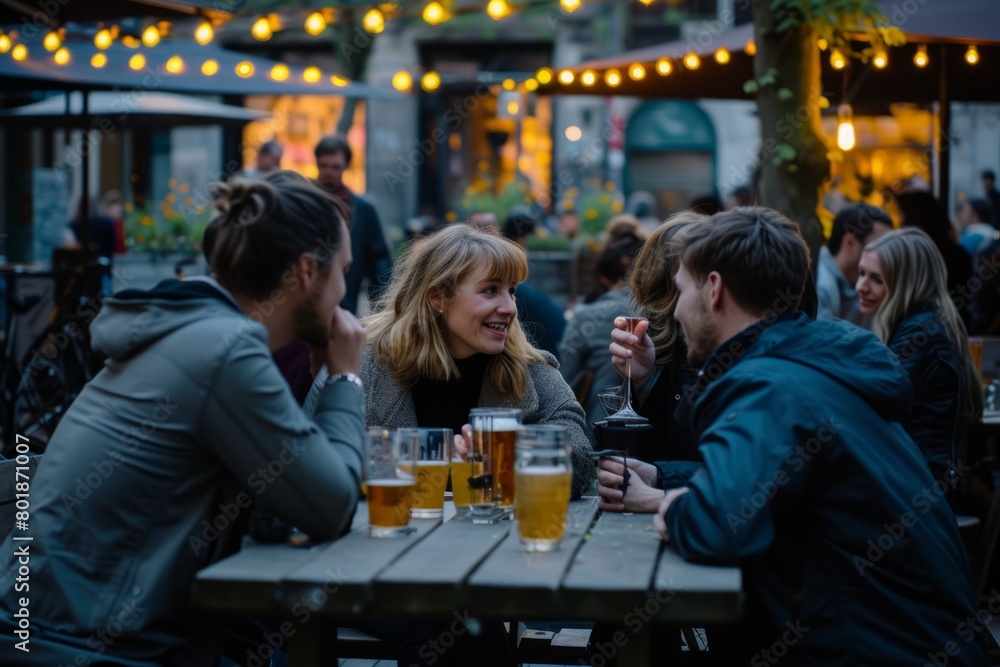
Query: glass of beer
[
  {"left": 514, "top": 424, "right": 573, "bottom": 552},
  {"left": 450, "top": 451, "right": 473, "bottom": 515},
  {"left": 363, "top": 428, "right": 417, "bottom": 537},
  {"left": 469, "top": 408, "right": 522, "bottom": 511},
  {"left": 399, "top": 428, "right": 453, "bottom": 519}
]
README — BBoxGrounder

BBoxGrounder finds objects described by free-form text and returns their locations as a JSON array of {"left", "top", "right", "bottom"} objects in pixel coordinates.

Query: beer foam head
[
  {"left": 518, "top": 465, "right": 569, "bottom": 475},
  {"left": 489, "top": 417, "right": 520, "bottom": 431}
]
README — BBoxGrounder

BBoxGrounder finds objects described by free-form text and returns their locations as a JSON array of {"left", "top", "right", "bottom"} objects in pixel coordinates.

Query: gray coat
[
  {"left": 0, "top": 278, "right": 365, "bottom": 666},
  {"left": 361, "top": 347, "right": 595, "bottom": 498}
]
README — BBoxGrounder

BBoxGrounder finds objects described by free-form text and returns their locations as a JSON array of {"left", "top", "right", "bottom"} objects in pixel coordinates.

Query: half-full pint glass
[
  {"left": 469, "top": 408, "right": 522, "bottom": 512},
  {"left": 363, "top": 428, "right": 418, "bottom": 537},
  {"left": 514, "top": 424, "right": 572, "bottom": 552},
  {"left": 399, "top": 427, "right": 453, "bottom": 519}
]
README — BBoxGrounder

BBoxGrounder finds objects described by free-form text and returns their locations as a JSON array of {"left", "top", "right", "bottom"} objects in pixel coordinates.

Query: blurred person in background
[
  {"left": 982, "top": 169, "right": 1000, "bottom": 227},
  {"left": 955, "top": 198, "right": 996, "bottom": 258},
  {"left": 689, "top": 193, "right": 723, "bottom": 216},
  {"left": 626, "top": 190, "right": 661, "bottom": 234}
]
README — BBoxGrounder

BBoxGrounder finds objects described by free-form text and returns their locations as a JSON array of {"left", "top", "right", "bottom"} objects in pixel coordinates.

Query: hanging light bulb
[
  {"left": 304, "top": 12, "right": 326, "bottom": 35},
  {"left": 487, "top": 0, "right": 511, "bottom": 20},
  {"left": 628, "top": 63, "right": 646, "bottom": 80},
  {"left": 745, "top": 39, "right": 756, "bottom": 56},
  {"left": 524, "top": 78, "right": 539, "bottom": 91},
  {"left": 560, "top": 0, "right": 581, "bottom": 11},
  {"left": 557, "top": 69, "right": 575, "bottom": 85},
  {"left": 165, "top": 55, "right": 184, "bottom": 74},
  {"left": 251, "top": 17, "right": 273, "bottom": 41},
  {"left": 684, "top": 52, "right": 700, "bottom": 69},
  {"left": 236, "top": 61, "right": 255, "bottom": 78},
  {"left": 714, "top": 47, "right": 730, "bottom": 64},
  {"left": 817, "top": 38, "right": 828, "bottom": 51},
  {"left": 194, "top": 21, "right": 214, "bottom": 45},
  {"left": 91, "top": 52, "right": 107, "bottom": 68},
  {"left": 141, "top": 25, "right": 160, "bottom": 47},
  {"left": 11, "top": 44, "right": 27, "bottom": 61},
  {"left": 966, "top": 45, "right": 979, "bottom": 65},
  {"left": 303, "top": 66, "right": 322, "bottom": 83},
  {"left": 638, "top": 0, "right": 654, "bottom": 5},
  {"left": 43, "top": 31, "right": 61, "bottom": 51},
  {"left": 94, "top": 28, "right": 113, "bottom": 49},
  {"left": 536, "top": 68, "right": 553, "bottom": 84},
  {"left": 656, "top": 57, "right": 672, "bottom": 75},
  {"left": 392, "top": 70, "right": 413, "bottom": 92},
  {"left": 421, "top": 71, "right": 441, "bottom": 92},
  {"left": 605, "top": 69, "right": 622, "bottom": 87},
  {"left": 201, "top": 59, "right": 219, "bottom": 76},
  {"left": 0, "top": 34, "right": 11, "bottom": 54},
  {"left": 423, "top": 2, "right": 449, "bottom": 25},
  {"left": 363, "top": 8, "right": 385, "bottom": 33},
  {"left": 837, "top": 104, "right": 855, "bottom": 151},
  {"left": 913, "top": 44, "right": 929, "bottom": 68},
  {"left": 129, "top": 53, "right": 146, "bottom": 70},
  {"left": 502, "top": 78, "right": 516, "bottom": 90},
  {"left": 873, "top": 48, "right": 888, "bottom": 69},
  {"left": 270, "top": 64, "right": 289, "bottom": 81},
  {"left": 53, "top": 47, "right": 70, "bottom": 65},
  {"left": 830, "top": 48, "right": 846, "bottom": 70},
  {"left": 331, "top": 75, "right": 349, "bottom": 87},
  {"left": 580, "top": 70, "right": 597, "bottom": 86}
]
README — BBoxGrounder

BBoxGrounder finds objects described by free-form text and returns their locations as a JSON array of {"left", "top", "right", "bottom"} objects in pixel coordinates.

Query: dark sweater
[{"left": 411, "top": 354, "right": 491, "bottom": 434}]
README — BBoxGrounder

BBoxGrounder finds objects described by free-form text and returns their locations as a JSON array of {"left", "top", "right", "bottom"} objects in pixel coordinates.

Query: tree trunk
[{"left": 752, "top": 0, "right": 829, "bottom": 257}]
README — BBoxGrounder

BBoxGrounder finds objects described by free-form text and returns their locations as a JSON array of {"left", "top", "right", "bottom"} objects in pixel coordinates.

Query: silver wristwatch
[{"left": 326, "top": 372, "right": 363, "bottom": 390}]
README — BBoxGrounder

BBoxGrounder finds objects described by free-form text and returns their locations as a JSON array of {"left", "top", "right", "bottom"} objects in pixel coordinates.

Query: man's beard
[
  {"left": 293, "top": 284, "right": 329, "bottom": 348},
  {"left": 682, "top": 297, "right": 716, "bottom": 370}
]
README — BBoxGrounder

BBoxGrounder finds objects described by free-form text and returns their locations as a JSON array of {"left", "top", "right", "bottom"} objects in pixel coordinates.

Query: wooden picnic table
[{"left": 192, "top": 498, "right": 743, "bottom": 666}]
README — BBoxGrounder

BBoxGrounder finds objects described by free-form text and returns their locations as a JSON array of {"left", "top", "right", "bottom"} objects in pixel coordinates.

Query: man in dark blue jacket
[{"left": 610, "top": 207, "right": 989, "bottom": 665}]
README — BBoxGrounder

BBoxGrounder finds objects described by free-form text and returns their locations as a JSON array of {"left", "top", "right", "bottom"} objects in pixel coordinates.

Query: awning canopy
[
  {"left": 540, "top": 0, "right": 1000, "bottom": 104},
  {"left": 0, "top": 36, "right": 401, "bottom": 99},
  {"left": 0, "top": 90, "right": 270, "bottom": 126}
]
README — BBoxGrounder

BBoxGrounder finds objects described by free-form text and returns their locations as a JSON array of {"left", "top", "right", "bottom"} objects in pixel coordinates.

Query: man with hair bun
[{"left": 0, "top": 171, "right": 366, "bottom": 666}]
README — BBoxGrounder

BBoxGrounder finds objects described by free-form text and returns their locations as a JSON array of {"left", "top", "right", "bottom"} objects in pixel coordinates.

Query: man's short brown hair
[{"left": 680, "top": 206, "right": 811, "bottom": 317}]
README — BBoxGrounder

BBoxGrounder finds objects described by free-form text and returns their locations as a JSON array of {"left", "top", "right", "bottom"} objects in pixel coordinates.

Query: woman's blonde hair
[
  {"left": 865, "top": 227, "right": 983, "bottom": 419},
  {"left": 364, "top": 223, "right": 545, "bottom": 396},
  {"left": 630, "top": 211, "right": 708, "bottom": 366}
]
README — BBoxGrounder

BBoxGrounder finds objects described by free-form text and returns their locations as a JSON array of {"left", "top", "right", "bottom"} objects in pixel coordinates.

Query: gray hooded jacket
[{"left": 0, "top": 278, "right": 364, "bottom": 666}]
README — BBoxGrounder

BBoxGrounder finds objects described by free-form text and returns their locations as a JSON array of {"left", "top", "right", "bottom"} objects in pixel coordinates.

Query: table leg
[
  {"left": 288, "top": 621, "right": 337, "bottom": 667},
  {"left": 616, "top": 621, "right": 652, "bottom": 666}
]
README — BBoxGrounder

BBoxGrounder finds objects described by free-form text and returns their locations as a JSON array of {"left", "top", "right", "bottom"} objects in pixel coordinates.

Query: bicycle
[{"left": 0, "top": 253, "right": 109, "bottom": 457}]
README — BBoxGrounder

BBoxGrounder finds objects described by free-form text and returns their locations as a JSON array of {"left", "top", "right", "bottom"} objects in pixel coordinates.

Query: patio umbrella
[{"left": 0, "top": 90, "right": 270, "bottom": 126}]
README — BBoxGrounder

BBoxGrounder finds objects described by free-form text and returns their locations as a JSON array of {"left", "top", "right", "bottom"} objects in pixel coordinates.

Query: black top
[{"left": 411, "top": 354, "right": 492, "bottom": 434}]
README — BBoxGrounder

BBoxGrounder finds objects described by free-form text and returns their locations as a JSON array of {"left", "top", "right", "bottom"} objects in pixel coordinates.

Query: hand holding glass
[{"left": 605, "top": 317, "right": 650, "bottom": 425}]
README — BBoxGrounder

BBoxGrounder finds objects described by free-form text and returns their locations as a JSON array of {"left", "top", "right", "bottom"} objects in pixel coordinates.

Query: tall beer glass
[
  {"left": 469, "top": 408, "right": 522, "bottom": 512},
  {"left": 363, "top": 428, "right": 417, "bottom": 537},
  {"left": 399, "top": 427, "right": 453, "bottom": 519},
  {"left": 514, "top": 424, "right": 572, "bottom": 552}
]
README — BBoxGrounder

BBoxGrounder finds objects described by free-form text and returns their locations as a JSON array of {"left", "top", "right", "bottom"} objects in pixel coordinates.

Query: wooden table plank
[
  {"left": 279, "top": 505, "right": 442, "bottom": 617},
  {"left": 465, "top": 498, "right": 599, "bottom": 619},
  {"left": 560, "top": 512, "right": 663, "bottom": 619},
  {"left": 371, "top": 516, "right": 511, "bottom": 616},
  {"left": 650, "top": 547, "right": 744, "bottom": 624}
]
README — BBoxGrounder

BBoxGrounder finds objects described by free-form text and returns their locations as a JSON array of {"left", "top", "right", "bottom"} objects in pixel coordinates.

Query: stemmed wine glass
[{"left": 604, "top": 316, "right": 650, "bottom": 425}]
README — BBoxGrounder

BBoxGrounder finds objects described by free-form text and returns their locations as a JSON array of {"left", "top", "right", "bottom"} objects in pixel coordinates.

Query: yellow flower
[
  {"left": 141, "top": 216, "right": 154, "bottom": 226},
  {"left": 585, "top": 209, "right": 598, "bottom": 219}
]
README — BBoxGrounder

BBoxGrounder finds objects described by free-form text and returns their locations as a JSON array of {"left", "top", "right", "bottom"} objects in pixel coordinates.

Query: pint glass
[
  {"left": 363, "top": 428, "right": 417, "bottom": 537},
  {"left": 469, "top": 408, "right": 522, "bottom": 513},
  {"left": 399, "top": 427, "right": 453, "bottom": 519},
  {"left": 514, "top": 424, "right": 572, "bottom": 552}
]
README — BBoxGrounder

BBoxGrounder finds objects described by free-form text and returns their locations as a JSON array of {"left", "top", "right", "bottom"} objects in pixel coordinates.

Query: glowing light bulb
[
  {"left": 236, "top": 61, "right": 254, "bottom": 78},
  {"left": 914, "top": 44, "right": 929, "bottom": 68},
  {"left": 536, "top": 68, "right": 553, "bottom": 84},
  {"left": 745, "top": 39, "right": 756, "bottom": 56},
  {"left": 605, "top": 69, "right": 622, "bottom": 86},
  {"left": 565, "top": 126, "right": 582, "bottom": 141},
  {"left": 270, "top": 64, "right": 289, "bottom": 81},
  {"left": 714, "top": 47, "right": 730, "bottom": 64},
  {"left": 656, "top": 58, "right": 672, "bottom": 75},
  {"left": 43, "top": 31, "right": 60, "bottom": 51},
  {"left": 121, "top": 35, "right": 140, "bottom": 49},
  {"left": 421, "top": 71, "right": 441, "bottom": 92},
  {"left": 684, "top": 52, "right": 700, "bottom": 69},
  {"left": 873, "top": 49, "right": 887, "bottom": 69},
  {"left": 303, "top": 66, "right": 321, "bottom": 83},
  {"left": 363, "top": 8, "right": 385, "bottom": 34},
  {"left": 560, "top": 0, "right": 581, "bottom": 11},
  {"left": 524, "top": 78, "right": 539, "bottom": 91},
  {"left": 11, "top": 44, "right": 26, "bottom": 61},
  {"left": 304, "top": 12, "right": 326, "bottom": 35},
  {"left": 580, "top": 70, "right": 596, "bottom": 86},
  {"left": 91, "top": 52, "right": 107, "bottom": 68},
  {"left": 331, "top": 75, "right": 348, "bottom": 87},
  {"left": 141, "top": 25, "right": 160, "bottom": 47},
  {"left": 966, "top": 45, "right": 979, "bottom": 65},
  {"left": 817, "top": 38, "right": 828, "bottom": 51},
  {"left": 94, "top": 28, "right": 112, "bottom": 49},
  {"left": 166, "top": 55, "right": 184, "bottom": 74},
  {"left": 194, "top": 21, "right": 213, "bottom": 45},
  {"left": 392, "top": 70, "right": 413, "bottom": 91},
  {"left": 836, "top": 104, "right": 855, "bottom": 151},
  {"left": 487, "top": 0, "right": 511, "bottom": 20},
  {"left": 629, "top": 63, "right": 646, "bottom": 80},
  {"left": 558, "top": 69, "right": 575, "bottom": 85},
  {"left": 251, "top": 17, "right": 272, "bottom": 41},
  {"left": 0, "top": 35, "right": 11, "bottom": 54},
  {"left": 830, "top": 49, "right": 846, "bottom": 70},
  {"left": 129, "top": 53, "right": 146, "bottom": 70},
  {"left": 502, "top": 78, "right": 516, "bottom": 91},
  {"left": 201, "top": 59, "right": 219, "bottom": 76},
  {"left": 507, "top": 100, "right": 519, "bottom": 115},
  {"left": 53, "top": 47, "right": 70, "bottom": 65},
  {"left": 423, "top": 2, "right": 448, "bottom": 25}
]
